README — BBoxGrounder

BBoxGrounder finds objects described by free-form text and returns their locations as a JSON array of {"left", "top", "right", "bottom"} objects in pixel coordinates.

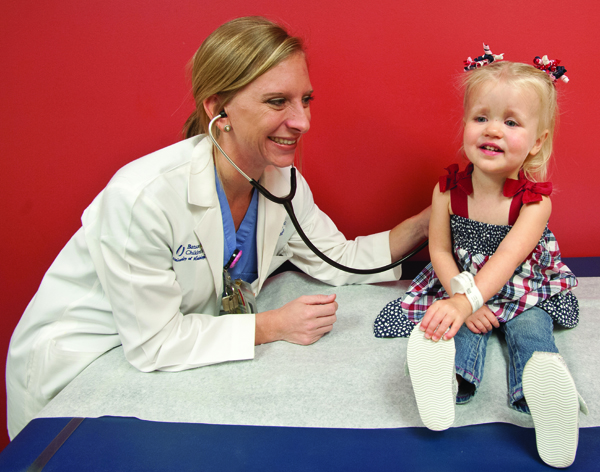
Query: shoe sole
[
  {"left": 523, "top": 352, "right": 580, "bottom": 468},
  {"left": 407, "top": 324, "right": 455, "bottom": 431}
]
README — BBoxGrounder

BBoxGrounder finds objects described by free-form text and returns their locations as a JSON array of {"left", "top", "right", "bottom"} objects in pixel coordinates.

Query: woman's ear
[
  {"left": 202, "top": 95, "right": 221, "bottom": 120},
  {"left": 530, "top": 129, "right": 549, "bottom": 157}
]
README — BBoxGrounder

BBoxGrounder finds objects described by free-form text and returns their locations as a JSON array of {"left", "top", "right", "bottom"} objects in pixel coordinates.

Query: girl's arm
[
  {"left": 430, "top": 182, "right": 500, "bottom": 335},
  {"left": 428, "top": 184, "right": 461, "bottom": 293},
  {"left": 419, "top": 184, "right": 474, "bottom": 338},
  {"left": 421, "top": 195, "right": 552, "bottom": 341},
  {"left": 473, "top": 197, "right": 552, "bottom": 304}
]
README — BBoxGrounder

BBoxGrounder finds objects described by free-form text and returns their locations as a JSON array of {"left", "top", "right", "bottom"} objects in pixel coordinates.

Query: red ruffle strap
[
  {"left": 439, "top": 164, "right": 459, "bottom": 192},
  {"left": 503, "top": 174, "right": 553, "bottom": 203},
  {"left": 439, "top": 163, "right": 474, "bottom": 194}
]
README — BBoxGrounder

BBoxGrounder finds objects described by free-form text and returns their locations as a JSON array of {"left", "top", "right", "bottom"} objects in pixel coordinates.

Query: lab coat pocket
[
  {"left": 32, "top": 339, "right": 108, "bottom": 406},
  {"left": 267, "top": 247, "right": 293, "bottom": 275}
]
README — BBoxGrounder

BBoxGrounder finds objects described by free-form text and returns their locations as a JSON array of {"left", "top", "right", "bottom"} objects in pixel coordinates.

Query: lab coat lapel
[
  {"left": 256, "top": 165, "right": 288, "bottom": 293},
  {"left": 188, "top": 137, "right": 224, "bottom": 299}
]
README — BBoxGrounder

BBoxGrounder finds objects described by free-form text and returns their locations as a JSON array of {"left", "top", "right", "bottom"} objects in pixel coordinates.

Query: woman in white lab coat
[{"left": 6, "top": 16, "right": 429, "bottom": 439}]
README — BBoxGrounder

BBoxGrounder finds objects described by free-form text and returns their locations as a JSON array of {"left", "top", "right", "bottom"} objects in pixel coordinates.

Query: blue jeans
[{"left": 454, "top": 306, "right": 559, "bottom": 414}]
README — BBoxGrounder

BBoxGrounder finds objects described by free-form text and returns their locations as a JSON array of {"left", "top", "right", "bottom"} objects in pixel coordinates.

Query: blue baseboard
[
  {"left": 403, "top": 257, "right": 600, "bottom": 279},
  {"left": 562, "top": 257, "right": 600, "bottom": 277},
  {"left": 270, "top": 258, "right": 600, "bottom": 280}
]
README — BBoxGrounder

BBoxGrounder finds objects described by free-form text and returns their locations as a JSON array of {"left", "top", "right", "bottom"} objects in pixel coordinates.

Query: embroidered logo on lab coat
[
  {"left": 173, "top": 244, "right": 206, "bottom": 262},
  {"left": 279, "top": 219, "right": 287, "bottom": 236}
]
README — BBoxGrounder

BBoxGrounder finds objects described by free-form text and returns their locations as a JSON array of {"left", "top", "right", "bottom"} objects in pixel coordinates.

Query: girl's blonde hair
[
  {"left": 183, "top": 16, "right": 304, "bottom": 139},
  {"left": 462, "top": 61, "right": 558, "bottom": 181}
]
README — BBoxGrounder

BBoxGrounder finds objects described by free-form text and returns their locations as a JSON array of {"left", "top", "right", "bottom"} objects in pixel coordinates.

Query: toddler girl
[{"left": 374, "top": 48, "right": 587, "bottom": 468}]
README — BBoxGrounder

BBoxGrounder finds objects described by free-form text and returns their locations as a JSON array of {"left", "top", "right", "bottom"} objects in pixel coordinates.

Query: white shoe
[
  {"left": 407, "top": 322, "right": 456, "bottom": 431},
  {"left": 523, "top": 352, "right": 588, "bottom": 468}
]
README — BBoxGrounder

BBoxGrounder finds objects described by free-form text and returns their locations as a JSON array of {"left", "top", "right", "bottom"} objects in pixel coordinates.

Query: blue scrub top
[{"left": 215, "top": 169, "right": 259, "bottom": 283}]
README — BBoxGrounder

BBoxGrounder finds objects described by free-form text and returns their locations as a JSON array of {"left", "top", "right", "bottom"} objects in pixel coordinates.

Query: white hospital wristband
[{"left": 451, "top": 271, "right": 484, "bottom": 313}]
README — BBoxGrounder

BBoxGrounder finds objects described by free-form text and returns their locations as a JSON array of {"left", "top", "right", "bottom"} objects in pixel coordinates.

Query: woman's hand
[
  {"left": 255, "top": 294, "right": 338, "bottom": 346},
  {"left": 419, "top": 294, "right": 472, "bottom": 341},
  {"left": 465, "top": 306, "right": 500, "bottom": 334},
  {"left": 389, "top": 206, "right": 431, "bottom": 262}
]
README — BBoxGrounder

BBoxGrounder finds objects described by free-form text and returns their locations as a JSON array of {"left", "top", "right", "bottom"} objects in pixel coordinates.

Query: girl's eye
[
  {"left": 505, "top": 120, "right": 518, "bottom": 127},
  {"left": 475, "top": 116, "right": 487, "bottom": 123}
]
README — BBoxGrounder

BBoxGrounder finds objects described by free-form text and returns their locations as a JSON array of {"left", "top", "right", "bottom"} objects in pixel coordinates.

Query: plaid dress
[{"left": 374, "top": 165, "right": 579, "bottom": 338}]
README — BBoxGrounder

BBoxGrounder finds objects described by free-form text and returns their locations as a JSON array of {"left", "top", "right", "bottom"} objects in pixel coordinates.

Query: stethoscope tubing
[{"left": 208, "top": 112, "right": 428, "bottom": 274}]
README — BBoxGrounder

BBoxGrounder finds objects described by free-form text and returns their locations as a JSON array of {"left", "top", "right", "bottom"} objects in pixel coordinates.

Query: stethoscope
[{"left": 208, "top": 111, "right": 428, "bottom": 275}]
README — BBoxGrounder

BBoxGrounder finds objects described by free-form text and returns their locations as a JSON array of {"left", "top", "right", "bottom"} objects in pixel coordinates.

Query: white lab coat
[{"left": 6, "top": 135, "right": 401, "bottom": 438}]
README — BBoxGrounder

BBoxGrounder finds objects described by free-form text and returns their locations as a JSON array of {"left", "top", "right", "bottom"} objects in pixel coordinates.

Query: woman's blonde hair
[
  {"left": 462, "top": 61, "right": 558, "bottom": 181},
  {"left": 183, "top": 16, "right": 304, "bottom": 139}
]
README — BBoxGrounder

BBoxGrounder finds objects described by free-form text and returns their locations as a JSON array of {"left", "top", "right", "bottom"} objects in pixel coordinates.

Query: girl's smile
[{"left": 479, "top": 142, "right": 503, "bottom": 156}]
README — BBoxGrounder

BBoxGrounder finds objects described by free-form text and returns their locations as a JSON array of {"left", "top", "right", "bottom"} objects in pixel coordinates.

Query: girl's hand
[
  {"left": 465, "top": 306, "right": 500, "bottom": 334},
  {"left": 419, "top": 294, "right": 472, "bottom": 341}
]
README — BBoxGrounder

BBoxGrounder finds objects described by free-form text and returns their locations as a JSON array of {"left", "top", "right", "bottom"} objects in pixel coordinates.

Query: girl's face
[
  {"left": 218, "top": 52, "right": 313, "bottom": 179},
  {"left": 463, "top": 81, "right": 548, "bottom": 180}
]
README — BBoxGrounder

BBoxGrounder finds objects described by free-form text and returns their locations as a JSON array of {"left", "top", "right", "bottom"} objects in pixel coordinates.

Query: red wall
[{"left": 2, "top": 0, "right": 599, "bottom": 449}]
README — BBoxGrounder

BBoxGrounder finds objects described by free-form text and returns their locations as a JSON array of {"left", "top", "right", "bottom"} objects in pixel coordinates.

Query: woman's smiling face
[{"left": 220, "top": 52, "right": 313, "bottom": 178}]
